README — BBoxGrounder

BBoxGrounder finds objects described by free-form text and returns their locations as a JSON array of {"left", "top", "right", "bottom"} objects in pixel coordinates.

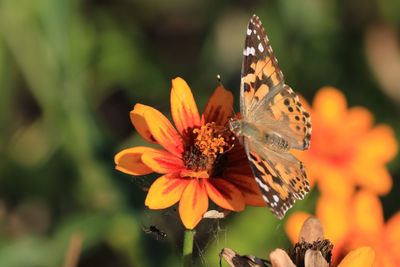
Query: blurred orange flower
[
  {"left": 286, "top": 191, "right": 400, "bottom": 267},
  {"left": 114, "top": 77, "right": 263, "bottom": 229},
  {"left": 296, "top": 87, "right": 398, "bottom": 198}
]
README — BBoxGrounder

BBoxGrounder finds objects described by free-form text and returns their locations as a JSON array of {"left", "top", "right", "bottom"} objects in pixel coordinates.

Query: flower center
[
  {"left": 289, "top": 239, "right": 333, "bottom": 266},
  {"left": 182, "top": 122, "right": 234, "bottom": 178}
]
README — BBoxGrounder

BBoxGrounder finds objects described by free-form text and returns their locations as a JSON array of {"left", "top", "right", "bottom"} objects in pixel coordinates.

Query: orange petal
[
  {"left": 317, "top": 168, "right": 354, "bottom": 199},
  {"left": 226, "top": 172, "right": 265, "bottom": 206},
  {"left": 205, "top": 179, "right": 245, "bottom": 211},
  {"left": 384, "top": 212, "right": 400, "bottom": 264},
  {"left": 145, "top": 175, "right": 189, "bottom": 209},
  {"left": 351, "top": 125, "right": 397, "bottom": 195},
  {"left": 351, "top": 190, "right": 384, "bottom": 240},
  {"left": 142, "top": 149, "right": 184, "bottom": 174},
  {"left": 341, "top": 106, "right": 373, "bottom": 140},
  {"left": 316, "top": 196, "right": 350, "bottom": 245},
  {"left": 203, "top": 86, "right": 233, "bottom": 125},
  {"left": 373, "top": 253, "right": 398, "bottom": 267},
  {"left": 179, "top": 179, "right": 208, "bottom": 229},
  {"left": 170, "top": 77, "right": 201, "bottom": 135},
  {"left": 313, "top": 87, "right": 347, "bottom": 126},
  {"left": 143, "top": 105, "right": 184, "bottom": 157},
  {"left": 356, "top": 124, "right": 398, "bottom": 163},
  {"left": 337, "top": 247, "right": 375, "bottom": 267},
  {"left": 130, "top": 104, "right": 158, "bottom": 143},
  {"left": 352, "top": 166, "right": 392, "bottom": 196},
  {"left": 285, "top": 212, "right": 310, "bottom": 244},
  {"left": 114, "top": 146, "right": 156, "bottom": 175}
]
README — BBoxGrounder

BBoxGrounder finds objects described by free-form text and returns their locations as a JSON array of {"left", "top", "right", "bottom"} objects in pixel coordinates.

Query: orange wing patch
[
  {"left": 248, "top": 151, "right": 294, "bottom": 219},
  {"left": 240, "top": 15, "right": 284, "bottom": 116},
  {"left": 268, "top": 85, "right": 312, "bottom": 150}
]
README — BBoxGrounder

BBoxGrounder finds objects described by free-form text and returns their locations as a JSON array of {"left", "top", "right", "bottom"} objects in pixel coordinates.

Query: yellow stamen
[
  {"left": 193, "top": 123, "right": 228, "bottom": 159},
  {"left": 182, "top": 122, "right": 235, "bottom": 177}
]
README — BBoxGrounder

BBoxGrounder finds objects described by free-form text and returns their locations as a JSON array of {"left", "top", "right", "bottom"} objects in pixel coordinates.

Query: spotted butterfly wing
[{"left": 239, "top": 15, "right": 312, "bottom": 219}]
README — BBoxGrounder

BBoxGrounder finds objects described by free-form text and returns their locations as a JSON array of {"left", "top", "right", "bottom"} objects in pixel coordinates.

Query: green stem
[{"left": 182, "top": 229, "right": 195, "bottom": 267}]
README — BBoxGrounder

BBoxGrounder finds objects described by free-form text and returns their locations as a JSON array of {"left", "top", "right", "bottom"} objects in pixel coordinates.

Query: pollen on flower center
[
  {"left": 194, "top": 123, "right": 228, "bottom": 158},
  {"left": 182, "top": 122, "right": 234, "bottom": 177}
]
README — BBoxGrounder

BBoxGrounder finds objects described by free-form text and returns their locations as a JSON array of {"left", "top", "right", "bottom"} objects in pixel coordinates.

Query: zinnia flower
[
  {"left": 296, "top": 87, "right": 397, "bottom": 198},
  {"left": 221, "top": 217, "right": 375, "bottom": 267},
  {"left": 114, "top": 77, "right": 263, "bottom": 229},
  {"left": 286, "top": 191, "right": 400, "bottom": 266}
]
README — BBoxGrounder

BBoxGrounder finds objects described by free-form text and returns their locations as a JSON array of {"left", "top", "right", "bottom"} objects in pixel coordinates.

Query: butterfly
[{"left": 228, "top": 15, "right": 312, "bottom": 219}]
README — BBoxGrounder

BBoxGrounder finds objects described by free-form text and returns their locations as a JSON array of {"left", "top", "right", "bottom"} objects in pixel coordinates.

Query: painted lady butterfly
[{"left": 229, "top": 15, "right": 312, "bottom": 219}]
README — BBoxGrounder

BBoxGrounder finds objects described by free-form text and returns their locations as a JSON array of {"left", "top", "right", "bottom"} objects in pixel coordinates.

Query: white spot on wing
[
  {"left": 262, "top": 195, "right": 269, "bottom": 203},
  {"left": 273, "top": 194, "right": 279, "bottom": 202},
  {"left": 258, "top": 43, "right": 264, "bottom": 52},
  {"left": 247, "top": 28, "right": 252, "bottom": 35},
  {"left": 243, "top": 46, "right": 256, "bottom": 56},
  {"left": 256, "top": 178, "right": 269, "bottom": 192}
]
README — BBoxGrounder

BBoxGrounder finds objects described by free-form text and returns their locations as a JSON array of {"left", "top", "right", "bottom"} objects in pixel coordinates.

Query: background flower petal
[
  {"left": 313, "top": 87, "right": 347, "bottom": 126},
  {"left": 351, "top": 190, "right": 384, "bottom": 240},
  {"left": 341, "top": 107, "right": 373, "bottom": 139},
  {"left": 145, "top": 175, "right": 189, "bottom": 209},
  {"left": 130, "top": 104, "right": 158, "bottom": 143},
  {"left": 170, "top": 77, "right": 201, "bottom": 135},
  {"left": 114, "top": 146, "right": 156, "bottom": 175},
  {"left": 203, "top": 85, "right": 233, "bottom": 125},
  {"left": 179, "top": 179, "right": 208, "bottom": 229},
  {"left": 205, "top": 179, "right": 245, "bottom": 211},
  {"left": 142, "top": 149, "right": 184, "bottom": 174},
  {"left": 384, "top": 212, "right": 400, "bottom": 264},
  {"left": 337, "top": 247, "right": 375, "bottom": 267},
  {"left": 316, "top": 196, "right": 349, "bottom": 246},
  {"left": 353, "top": 166, "right": 392, "bottom": 195},
  {"left": 144, "top": 106, "right": 184, "bottom": 157},
  {"left": 356, "top": 124, "right": 398, "bottom": 163},
  {"left": 317, "top": 169, "right": 354, "bottom": 199}
]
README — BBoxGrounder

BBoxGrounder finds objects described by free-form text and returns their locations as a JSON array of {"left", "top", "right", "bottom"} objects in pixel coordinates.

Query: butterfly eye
[{"left": 228, "top": 118, "right": 242, "bottom": 135}]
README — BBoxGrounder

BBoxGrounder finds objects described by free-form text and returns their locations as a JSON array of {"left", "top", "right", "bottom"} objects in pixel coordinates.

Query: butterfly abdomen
[{"left": 264, "top": 132, "right": 289, "bottom": 152}]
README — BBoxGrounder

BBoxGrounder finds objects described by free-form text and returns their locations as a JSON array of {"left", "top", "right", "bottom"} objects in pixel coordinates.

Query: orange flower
[
  {"left": 114, "top": 77, "right": 263, "bottom": 229},
  {"left": 286, "top": 191, "right": 400, "bottom": 266},
  {"left": 221, "top": 217, "right": 375, "bottom": 267},
  {"left": 296, "top": 87, "right": 398, "bottom": 198}
]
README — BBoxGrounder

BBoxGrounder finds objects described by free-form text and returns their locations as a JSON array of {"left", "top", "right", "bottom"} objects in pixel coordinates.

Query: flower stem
[{"left": 182, "top": 229, "right": 195, "bottom": 267}]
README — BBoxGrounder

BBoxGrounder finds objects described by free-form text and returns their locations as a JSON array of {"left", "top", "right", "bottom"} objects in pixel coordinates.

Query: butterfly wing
[
  {"left": 240, "top": 15, "right": 284, "bottom": 118},
  {"left": 254, "top": 84, "right": 312, "bottom": 150},
  {"left": 239, "top": 15, "right": 312, "bottom": 218},
  {"left": 240, "top": 15, "right": 311, "bottom": 150},
  {"left": 245, "top": 139, "right": 310, "bottom": 218}
]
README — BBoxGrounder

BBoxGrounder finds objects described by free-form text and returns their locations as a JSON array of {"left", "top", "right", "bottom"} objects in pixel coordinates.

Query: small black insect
[{"left": 142, "top": 225, "right": 167, "bottom": 240}]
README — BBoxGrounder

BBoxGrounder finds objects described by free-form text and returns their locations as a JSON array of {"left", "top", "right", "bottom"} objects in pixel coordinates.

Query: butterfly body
[
  {"left": 232, "top": 15, "right": 312, "bottom": 219},
  {"left": 229, "top": 118, "right": 289, "bottom": 153}
]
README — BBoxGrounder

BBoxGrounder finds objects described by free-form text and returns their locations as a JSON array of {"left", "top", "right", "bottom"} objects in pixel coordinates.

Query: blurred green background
[{"left": 0, "top": 0, "right": 399, "bottom": 266}]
